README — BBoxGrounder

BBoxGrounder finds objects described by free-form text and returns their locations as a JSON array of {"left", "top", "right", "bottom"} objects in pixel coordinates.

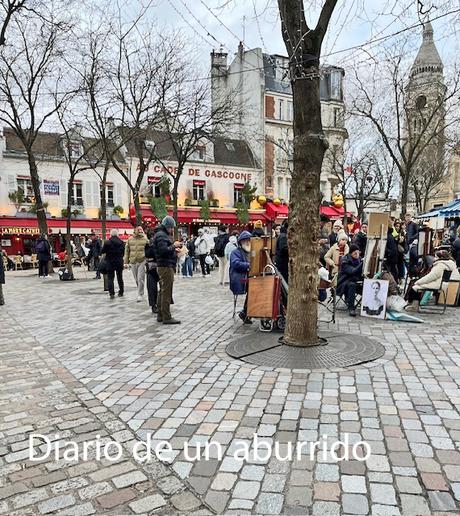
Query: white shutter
[
  {"left": 60, "top": 179, "right": 68, "bottom": 206},
  {"left": 7, "top": 174, "right": 17, "bottom": 192},
  {"left": 93, "top": 182, "right": 100, "bottom": 208},
  {"left": 114, "top": 182, "right": 122, "bottom": 208},
  {"left": 84, "top": 181, "right": 92, "bottom": 208}
]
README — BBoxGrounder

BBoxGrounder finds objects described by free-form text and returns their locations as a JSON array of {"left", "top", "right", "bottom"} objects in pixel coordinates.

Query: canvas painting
[{"left": 361, "top": 279, "right": 389, "bottom": 319}]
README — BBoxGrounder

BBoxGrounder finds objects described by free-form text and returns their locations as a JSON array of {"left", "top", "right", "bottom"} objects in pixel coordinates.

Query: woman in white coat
[{"left": 405, "top": 250, "right": 460, "bottom": 311}]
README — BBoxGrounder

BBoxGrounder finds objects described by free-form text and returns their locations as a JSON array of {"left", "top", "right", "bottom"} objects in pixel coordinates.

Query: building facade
[{"left": 211, "top": 44, "right": 348, "bottom": 203}]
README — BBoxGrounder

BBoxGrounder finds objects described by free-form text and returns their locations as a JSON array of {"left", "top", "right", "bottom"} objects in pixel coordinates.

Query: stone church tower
[{"left": 406, "top": 21, "right": 447, "bottom": 211}]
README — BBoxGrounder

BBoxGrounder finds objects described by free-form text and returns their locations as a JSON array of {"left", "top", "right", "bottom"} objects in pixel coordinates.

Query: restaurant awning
[
  {"left": 0, "top": 216, "right": 134, "bottom": 235},
  {"left": 417, "top": 199, "right": 460, "bottom": 220},
  {"left": 132, "top": 205, "right": 267, "bottom": 225},
  {"left": 320, "top": 205, "right": 352, "bottom": 218}
]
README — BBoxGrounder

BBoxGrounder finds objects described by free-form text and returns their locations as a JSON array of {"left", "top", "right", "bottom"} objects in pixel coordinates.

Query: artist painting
[{"left": 361, "top": 279, "right": 389, "bottom": 319}]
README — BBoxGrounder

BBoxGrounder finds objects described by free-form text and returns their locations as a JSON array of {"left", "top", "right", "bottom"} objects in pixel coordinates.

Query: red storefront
[{"left": 0, "top": 216, "right": 134, "bottom": 255}]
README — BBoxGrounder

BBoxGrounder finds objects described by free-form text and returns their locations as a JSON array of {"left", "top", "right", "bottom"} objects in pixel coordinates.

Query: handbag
[
  {"left": 205, "top": 255, "right": 214, "bottom": 266},
  {"left": 98, "top": 258, "right": 108, "bottom": 275}
]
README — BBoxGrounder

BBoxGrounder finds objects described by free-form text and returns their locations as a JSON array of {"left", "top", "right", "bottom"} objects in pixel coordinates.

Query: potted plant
[
  {"left": 236, "top": 202, "right": 249, "bottom": 224},
  {"left": 150, "top": 197, "right": 168, "bottom": 220},
  {"left": 9, "top": 190, "right": 25, "bottom": 215},
  {"left": 111, "top": 205, "right": 124, "bottom": 220},
  {"left": 184, "top": 198, "right": 192, "bottom": 206},
  {"left": 159, "top": 177, "right": 171, "bottom": 203},
  {"left": 61, "top": 208, "right": 69, "bottom": 218},
  {"left": 210, "top": 199, "right": 219, "bottom": 208},
  {"left": 199, "top": 200, "right": 211, "bottom": 221}
]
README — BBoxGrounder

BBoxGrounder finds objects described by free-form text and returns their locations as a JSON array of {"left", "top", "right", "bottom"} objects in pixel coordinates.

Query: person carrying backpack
[{"left": 214, "top": 225, "right": 230, "bottom": 285}]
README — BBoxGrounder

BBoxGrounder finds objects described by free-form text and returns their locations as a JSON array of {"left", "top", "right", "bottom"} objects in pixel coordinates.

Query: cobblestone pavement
[{"left": 1, "top": 268, "right": 460, "bottom": 515}]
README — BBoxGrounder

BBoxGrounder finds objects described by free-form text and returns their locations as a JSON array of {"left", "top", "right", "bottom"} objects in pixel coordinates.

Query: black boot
[{"left": 151, "top": 305, "right": 158, "bottom": 313}]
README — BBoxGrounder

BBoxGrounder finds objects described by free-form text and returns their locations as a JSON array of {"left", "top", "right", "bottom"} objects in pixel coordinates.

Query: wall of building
[{"left": 0, "top": 150, "right": 129, "bottom": 219}]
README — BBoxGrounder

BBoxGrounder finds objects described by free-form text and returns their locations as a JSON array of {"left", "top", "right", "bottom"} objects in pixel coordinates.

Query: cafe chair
[
  {"left": 13, "top": 255, "right": 23, "bottom": 270},
  {"left": 418, "top": 270, "right": 458, "bottom": 315}
]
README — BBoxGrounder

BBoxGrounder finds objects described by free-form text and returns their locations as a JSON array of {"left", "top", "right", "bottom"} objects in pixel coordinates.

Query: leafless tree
[
  {"left": 0, "top": 10, "right": 72, "bottom": 236},
  {"left": 0, "top": 0, "right": 27, "bottom": 46},
  {"left": 350, "top": 43, "right": 460, "bottom": 216},
  {"left": 277, "top": 0, "right": 338, "bottom": 347}
]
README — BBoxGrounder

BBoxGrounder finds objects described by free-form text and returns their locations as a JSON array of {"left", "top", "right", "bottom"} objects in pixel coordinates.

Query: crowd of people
[{"left": 1, "top": 213, "right": 460, "bottom": 322}]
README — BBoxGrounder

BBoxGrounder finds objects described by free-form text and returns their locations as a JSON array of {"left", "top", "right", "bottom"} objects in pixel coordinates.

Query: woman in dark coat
[
  {"left": 101, "top": 229, "right": 125, "bottom": 299},
  {"left": 229, "top": 231, "right": 252, "bottom": 323},
  {"left": 35, "top": 234, "right": 52, "bottom": 278},
  {"left": 145, "top": 227, "right": 160, "bottom": 314},
  {"left": 275, "top": 221, "right": 289, "bottom": 282}
]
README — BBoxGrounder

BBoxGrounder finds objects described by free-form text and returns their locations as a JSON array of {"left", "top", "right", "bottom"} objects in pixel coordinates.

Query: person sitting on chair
[
  {"left": 405, "top": 250, "right": 460, "bottom": 311},
  {"left": 229, "top": 231, "right": 252, "bottom": 324},
  {"left": 336, "top": 244, "right": 363, "bottom": 317}
]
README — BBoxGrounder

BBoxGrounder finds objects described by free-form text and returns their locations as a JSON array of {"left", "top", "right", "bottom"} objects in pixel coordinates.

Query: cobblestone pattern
[
  {"left": 0, "top": 300, "right": 207, "bottom": 515},
  {"left": 2, "top": 269, "right": 460, "bottom": 514}
]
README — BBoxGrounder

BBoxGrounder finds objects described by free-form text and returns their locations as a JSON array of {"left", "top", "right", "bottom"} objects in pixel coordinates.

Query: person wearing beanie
[
  {"left": 214, "top": 225, "right": 230, "bottom": 285},
  {"left": 252, "top": 220, "right": 265, "bottom": 237},
  {"left": 336, "top": 243, "right": 363, "bottom": 316},
  {"left": 324, "top": 231, "right": 349, "bottom": 285},
  {"left": 195, "top": 228, "right": 211, "bottom": 277},
  {"left": 229, "top": 230, "right": 253, "bottom": 324},
  {"left": 151, "top": 215, "right": 182, "bottom": 324}
]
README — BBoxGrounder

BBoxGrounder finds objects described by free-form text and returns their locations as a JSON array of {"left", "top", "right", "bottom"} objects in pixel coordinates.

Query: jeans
[
  {"left": 147, "top": 268, "right": 159, "bottom": 307},
  {"left": 217, "top": 256, "right": 226, "bottom": 284},
  {"left": 344, "top": 282, "right": 358, "bottom": 310},
  {"left": 38, "top": 260, "right": 48, "bottom": 277},
  {"left": 107, "top": 267, "right": 124, "bottom": 296},
  {"left": 93, "top": 256, "right": 100, "bottom": 278},
  {"left": 157, "top": 267, "right": 175, "bottom": 320},
  {"left": 130, "top": 261, "right": 146, "bottom": 296},
  {"left": 199, "top": 254, "right": 210, "bottom": 275},
  {"left": 182, "top": 256, "right": 193, "bottom": 277}
]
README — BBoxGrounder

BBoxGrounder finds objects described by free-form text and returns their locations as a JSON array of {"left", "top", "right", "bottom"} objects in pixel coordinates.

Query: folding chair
[{"left": 418, "top": 270, "right": 457, "bottom": 315}]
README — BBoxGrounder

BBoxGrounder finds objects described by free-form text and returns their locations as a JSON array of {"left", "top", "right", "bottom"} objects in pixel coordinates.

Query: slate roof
[{"left": 412, "top": 21, "right": 443, "bottom": 74}]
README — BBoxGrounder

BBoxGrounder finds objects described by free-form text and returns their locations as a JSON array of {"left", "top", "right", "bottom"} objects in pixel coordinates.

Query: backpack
[
  {"left": 214, "top": 234, "right": 229, "bottom": 258},
  {"left": 35, "top": 240, "right": 46, "bottom": 253}
]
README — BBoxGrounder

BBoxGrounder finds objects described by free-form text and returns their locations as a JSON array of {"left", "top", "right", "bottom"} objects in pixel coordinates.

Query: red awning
[
  {"left": 0, "top": 216, "right": 134, "bottom": 235},
  {"left": 265, "top": 202, "right": 289, "bottom": 221},
  {"left": 133, "top": 205, "right": 266, "bottom": 226},
  {"left": 320, "top": 205, "right": 352, "bottom": 218}
]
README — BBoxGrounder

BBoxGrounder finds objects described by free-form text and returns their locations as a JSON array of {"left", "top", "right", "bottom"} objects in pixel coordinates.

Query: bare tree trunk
[
  {"left": 100, "top": 172, "right": 108, "bottom": 242},
  {"left": 400, "top": 171, "right": 410, "bottom": 217},
  {"left": 28, "top": 153, "right": 48, "bottom": 236},
  {"left": 284, "top": 76, "right": 327, "bottom": 347},
  {"left": 133, "top": 193, "right": 142, "bottom": 226},
  {"left": 65, "top": 178, "right": 74, "bottom": 275},
  {"left": 172, "top": 175, "right": 180, "bottom": 240}
]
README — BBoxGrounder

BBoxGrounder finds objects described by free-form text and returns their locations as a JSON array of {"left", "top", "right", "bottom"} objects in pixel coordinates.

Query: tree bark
[
  {"left": 133, "top": 192, "right": 142, "bottom": 226},
  {"left": 100, "top": 165, "right": 109, "bottom": 242},
  {"left": 172, "top": 173, "right": 180, "bottom": 240},
  {"left": 284, "top": 75, "right": 327, "bottom": 347},
  {"left": 65, "top": 177, "right": 74, "bottom": 275},
  {"left": 27, "top": 152, "right": 48, "bottom": 236}
]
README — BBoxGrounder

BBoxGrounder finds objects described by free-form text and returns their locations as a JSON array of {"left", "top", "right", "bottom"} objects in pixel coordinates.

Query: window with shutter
[
  {"left": 60, "top": 179, "right": 68, "bottom": 206},
  {"left": 84, "top": 181, "right": 92, "bottom": 207},
  {"left": 7, "top": 174, "right": 17, "bottom": 192},
  {"left": 92, "top": 182, "right": 100, "bottom": 208},
  {"left": 114, "top": 183, "right": 122, "bottom": 207}
]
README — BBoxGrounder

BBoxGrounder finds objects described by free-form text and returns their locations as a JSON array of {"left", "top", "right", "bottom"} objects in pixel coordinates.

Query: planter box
[{"left": 210, "top": 200, "right": 220, "bottom": 208}]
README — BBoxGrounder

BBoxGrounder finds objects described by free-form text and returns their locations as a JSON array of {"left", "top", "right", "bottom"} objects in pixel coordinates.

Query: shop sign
[
  {"left": 43, "top": 180, "right": 60, "bottom": 195},
  {"left": 0, "top": 226, "right": 40, "bottom": 235},
  {"left": 1, "top": 239, "right": 11, "bottom": 246},
  {"left": 193, "top": 180, "right": 206, "bottom": 186},
  {"left": 188, "top": 168, "right": 252, "bottom": 181},
  {"left": 192, "top": 218, "right": 220, "bottom": 223},
  {"left": 147, "top": 176, "right": 161, "bottom": 184}
]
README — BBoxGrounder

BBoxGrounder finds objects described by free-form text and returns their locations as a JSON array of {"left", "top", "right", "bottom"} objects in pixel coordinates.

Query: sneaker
[
  {"left": 109, "top": 293, "right": 115, "bottom": 299},
  {"left": 136, "top": 295, "right": 143, "bottom": 302},
  {"left": 163, "top": 318, "right": 181, "bottom": 325}
]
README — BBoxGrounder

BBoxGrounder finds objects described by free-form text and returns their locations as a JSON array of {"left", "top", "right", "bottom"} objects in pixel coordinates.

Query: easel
[{"left": 363, "top": 212, "right": 389, "bottom": 278}]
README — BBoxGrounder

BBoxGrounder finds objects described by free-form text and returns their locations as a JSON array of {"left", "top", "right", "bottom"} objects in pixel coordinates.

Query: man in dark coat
[
  {"left": 405, "top": 214, "right": 418, "bottom": 246},
  {"left": 152, "top": 216, "right": 181, "bottom": 324},
  {"left": 275, "top": 221, "right": 289, "bottom": 282},
  {"left": 101, "top": 229, "right": 125, "bottom": 299},
  {"left": 336, "top": 244, "right": 363, "bottom": 317},
  {"left": 353, "top": 223, "right": 368, "bottom": 257},
  {"left": 35, "top": 234, "right": 52, "bottom": 278},
  {"left": 0, "top": 246, "right": 5, "bottom": 305},
  {"left": 88, "top": 234, "right": 102, "bottom": 278},
  {"left": 229, "top": 231, "right": 252, "bottom": 323},
  {"left": 145, "top": 227, "right": 160, "bottom": 314}
]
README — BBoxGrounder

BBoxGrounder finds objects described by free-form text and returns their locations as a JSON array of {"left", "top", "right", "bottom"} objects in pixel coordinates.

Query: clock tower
[{"left": 406, "top": 21, "right": 446, "bottom": 210}]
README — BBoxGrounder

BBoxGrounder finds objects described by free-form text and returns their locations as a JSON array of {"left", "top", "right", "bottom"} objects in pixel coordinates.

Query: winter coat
[
  {"left": 101, "top": 236, "right": 125, "bottom": 272},
  {"left": 152, "top": 225, "right": 177, "bottom": 268},
  {"left": 406, "top": 221, "right": 418, "bottom": 246},
  {"left": 224, "top": 241, "right": 237, "bottom": 261},
  {"left": 35, "top": 237, "right": 52, "bottom": 261},
  {"left": 329, "top": 231, "right": 340, "bottom": 247},
  {"left": 414, "top": 259, "right": 460, "bottom": 291},
  {"left": 385, "top": 229, "right": 398, "bottom": 265},
  {"left": 229, "top": 247, "right": 250, "bottom": 295},
  {"left": 324, "top": 243, "right": 349, "bottom": 278},
  {"left": 186, "top": 239, "right": 195, "bottom": 258},
  {"left": 336, "top": 254, "right": 363, "bottom": 297},
  {"left": 88, "top": 238, "right": 102, "bottom": 259},
  {"left": 214, "top": 232, "right": 229, "bottom": 258},
  {"left": 353, "top": 231, "right": 367, "bottom": 257},
  {"left": 195, "top": 235, "right": 210, "bottom": 256},
  {"left": 0, "top": 252, "right": 5, "bottom": 284},
  {"left": 124, "top": 234, "right": 148, "bottom": 264},
  {"left": 451, "top": 237, "right": 460, "bottom": 267},
  {"left": 275, "top": 228, "right": 289, "bottom": 281}
]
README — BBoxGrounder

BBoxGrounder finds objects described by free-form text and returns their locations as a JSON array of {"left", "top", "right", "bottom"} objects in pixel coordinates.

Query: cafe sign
[
  {"left": 43, "top": 179, "right": 60, "bottom": 196},
  {"left": 0, "top": 226, "right": 40, "bottom": 235}
]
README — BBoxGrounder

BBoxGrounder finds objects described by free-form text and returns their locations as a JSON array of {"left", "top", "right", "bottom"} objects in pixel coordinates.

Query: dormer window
[
  {"left": 69, "top": 140, "right": 83, "bottom": 159},
  {"left": 194, "top": 144, "right": 206, "bottom": 161}
]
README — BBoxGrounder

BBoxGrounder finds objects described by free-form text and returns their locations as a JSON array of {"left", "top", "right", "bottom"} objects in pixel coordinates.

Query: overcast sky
[{"left": 132, "top": 0, "right": 459, "bottom": 74}]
